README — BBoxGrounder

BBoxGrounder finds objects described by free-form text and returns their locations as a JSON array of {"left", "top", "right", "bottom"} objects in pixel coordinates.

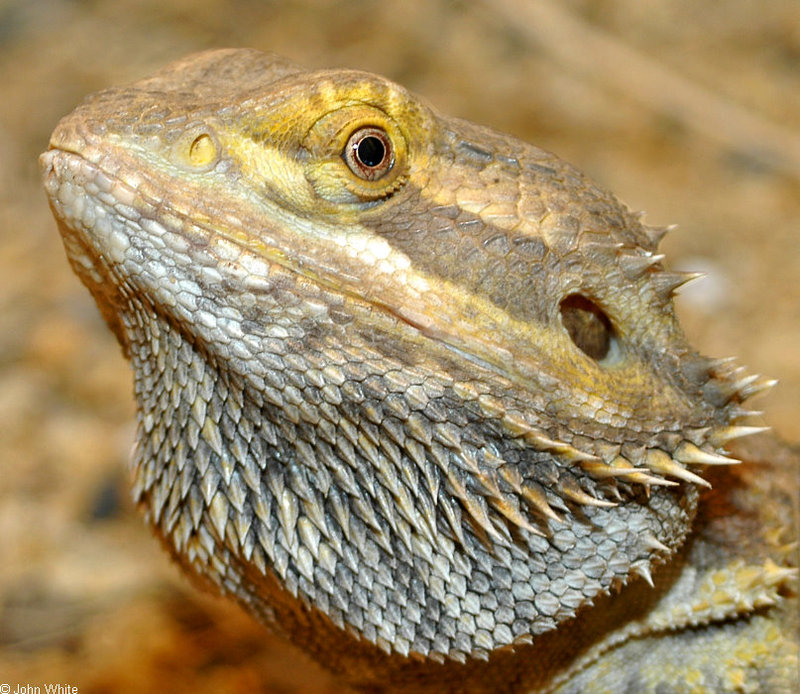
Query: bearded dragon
[{"left": 40, "top": 49, "right": 798, "bottom": 692}]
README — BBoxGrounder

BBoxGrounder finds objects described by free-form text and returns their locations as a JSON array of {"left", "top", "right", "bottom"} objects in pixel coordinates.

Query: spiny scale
[
  {"left": 642, "top": 449, "right": 712, "bottom": 489},
  {"left": 708, "top": 425, "right": 770, "bottom": 446},
  {"left": 640, "top": 222, "right": 676, "bottom": 250},
  {"left": 674, "top": 441, "right": 739, "bottom": 466},
  {"left": 617, "top": 251, "right": 665, "bottom": 280},
  {"left": 650, "top": 270, "right": 705, "bottom": 299}
]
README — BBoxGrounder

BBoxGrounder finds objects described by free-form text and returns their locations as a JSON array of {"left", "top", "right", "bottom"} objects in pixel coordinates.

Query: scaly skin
[{"left": 40, "top": 49, "right": 797, "bottom": 692}]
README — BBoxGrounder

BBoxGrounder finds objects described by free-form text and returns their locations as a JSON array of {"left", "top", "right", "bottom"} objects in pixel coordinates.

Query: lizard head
[{"left": 41, "top": 49, "right": 773, "bottom": 665}]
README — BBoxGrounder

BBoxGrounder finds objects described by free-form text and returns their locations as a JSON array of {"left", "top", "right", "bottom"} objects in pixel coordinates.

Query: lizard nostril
[
  {"left": 189, "top": 133, "right": 217, "bottom": 167},
  {"left": 559, "top": 294, "right": 617, "bottom": 363},
  {"left": 171, "top": 128, "right": 220, "bottom": 171}
]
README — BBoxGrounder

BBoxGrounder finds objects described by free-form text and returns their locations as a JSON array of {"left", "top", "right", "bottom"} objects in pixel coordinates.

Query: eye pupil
[
  {"left": 343, "top": 126, "right": 394, "bottom": 180},
  {"left": 355, "top": 136, "right": 386, "bottom": 167}
]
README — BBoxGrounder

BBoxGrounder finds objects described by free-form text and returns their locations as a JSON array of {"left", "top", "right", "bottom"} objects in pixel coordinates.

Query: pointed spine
[
  {"left": 521, "top": 481, "right": 563, "bottom": 523},
  {"left": 708, "top": 425, "right": 770, "bottom": 446},
  {"left": 641, "top": 223, "right": 676, "bottom": 250},
  {"left": 618, "top": 252, "right": 665, "bottom": 280},
  {"left": 632, "top": 560, "right": 655, "bottom": 587},
  {"left": 673, "top": 441, "right": 740, "bottom": 466},
  {"left": 651, "top": 270, "right": 705, "bottom": 299},
  {"left": 643, "top": 449, "right": 711, "bottom": 488},
  {"left": 642, "top": 533, "right": 670, "bottom": 553},
  {"left": 736, "top": 375, "right": 778, "bottom": 400},
  {"left": 558, "top": 477, "right": 617, "bottom": 508}
]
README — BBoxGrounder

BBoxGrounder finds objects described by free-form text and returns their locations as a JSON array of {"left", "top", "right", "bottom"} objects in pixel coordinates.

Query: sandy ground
[{"left": 1, "top": 0, "right": 798, "bottom": 691}]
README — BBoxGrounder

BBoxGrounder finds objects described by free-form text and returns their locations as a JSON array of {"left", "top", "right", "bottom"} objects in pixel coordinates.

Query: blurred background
[{"left": 1, "top": 0, "right": 798, "bottom": 691}]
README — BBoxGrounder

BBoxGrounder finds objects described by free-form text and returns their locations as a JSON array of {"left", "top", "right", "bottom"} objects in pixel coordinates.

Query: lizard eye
[
  {"left": 303, "top": 105, "right": 409, "bottom": 203},
  {"left": 343, "top": 126, "right": 394, "bottom": 180},
  {"left": 560, "top": 294, "right": 618, "bottom": 363}
]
